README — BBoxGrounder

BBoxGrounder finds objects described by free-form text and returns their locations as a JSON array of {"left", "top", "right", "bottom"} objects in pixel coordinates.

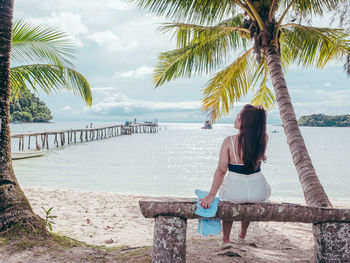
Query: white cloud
[
  {"left": 61, "top": 106, "right": 72, "bottom": 111},
  {"left": 25, "top": 0, "right": 131, "bottom": 12},
  {"left": 87, "top": 30, "right": 138, "bottom": 51},
  {"left": 91, "top": 87, "right": 118, "bottom": 92},
  {"left": 292, "top": 89, "right": 350, "bottom": 116},
  {"left": 30, "top": 12, "right": 88, "bottom": 47},
  {"left": 93, "top": 0, "right": 131, "bottom": 11},
  {"left": 114, "top": 65, "right": 153, "bottom": 79},
  {"left": 85, "top": 92, "right": 200, "bottom": 115},
  {"left": 324, "top": 82, "right": 332, "bottom": 87},
  {"left": 115, "top": 16, "right": 175, "bottom": 51}
]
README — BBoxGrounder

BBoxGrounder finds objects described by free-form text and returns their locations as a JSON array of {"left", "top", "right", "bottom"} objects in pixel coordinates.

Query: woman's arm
[{"left": 200, "top": 137, "right": 230, "bottom": 209}]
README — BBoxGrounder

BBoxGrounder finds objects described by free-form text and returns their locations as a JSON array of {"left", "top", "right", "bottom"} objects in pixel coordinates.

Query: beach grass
[{"left": 0, "top": 223, "right": 151, "bottom": 262}]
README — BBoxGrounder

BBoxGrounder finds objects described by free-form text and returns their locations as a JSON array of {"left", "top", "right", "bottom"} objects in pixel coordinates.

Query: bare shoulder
[
  {"left": 225, "top": 135, "right": 237, "bottom": 141},
  {"left": 224, "top": 135, "right": 234, "bottom": 142},
  {"left": 221, "top": 136, "right": 231, "bottom": 147},
  {"left": 223, "top": 135, "right": 235, "bottom": 146}
]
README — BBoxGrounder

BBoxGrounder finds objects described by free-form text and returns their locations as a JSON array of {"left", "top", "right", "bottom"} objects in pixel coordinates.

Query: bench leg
[
  {"left": 313, "top": 222, "right": 350, "bottom": 262},
  {"left": 152, "top": 216, "right": 187, "bottom": 263}
]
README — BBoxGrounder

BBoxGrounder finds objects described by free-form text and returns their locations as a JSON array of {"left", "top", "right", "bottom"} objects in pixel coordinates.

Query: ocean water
[{"left": 10, "top": 122, "right": 350, "bottom": 203}]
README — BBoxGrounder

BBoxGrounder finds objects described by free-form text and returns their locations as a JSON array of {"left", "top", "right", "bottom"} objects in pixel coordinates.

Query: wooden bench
[{"left": 139, "top": 198, "right": 350, "bottom": 263}]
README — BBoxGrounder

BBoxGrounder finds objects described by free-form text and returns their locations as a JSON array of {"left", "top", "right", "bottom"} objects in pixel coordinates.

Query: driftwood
[{"left": 139, "top": 198, "right": 350, "bottom": 263}]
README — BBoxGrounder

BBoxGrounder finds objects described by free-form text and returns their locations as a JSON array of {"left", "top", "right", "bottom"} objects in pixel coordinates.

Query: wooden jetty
[{"left": 11, "top": 122, "right": 159, "bottom": 151}]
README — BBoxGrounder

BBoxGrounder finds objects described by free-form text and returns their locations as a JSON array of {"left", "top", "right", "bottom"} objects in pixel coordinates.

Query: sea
[{"left": 10, "top": 122, "right": 350, "bottom": 204}]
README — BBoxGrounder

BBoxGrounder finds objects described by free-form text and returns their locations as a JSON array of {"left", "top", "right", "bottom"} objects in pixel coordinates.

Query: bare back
[
  {"left": 228, "top": 135, "right": 243, "bottom": 164},
  {"left": 226, "top": 134, "right": 267, "bottom": 166}
]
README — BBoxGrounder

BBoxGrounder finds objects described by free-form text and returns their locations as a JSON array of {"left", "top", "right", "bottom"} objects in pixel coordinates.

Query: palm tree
[
  {"left": 0, "top": 0, "right": 46, "bottom": 232},
  {"left": 0, "top": 6, "right": 91, "bottom": 232},
  {"left": 11, "top": 20, "right": 92, "bottom": 105},
  {"left": 131, "top": 0, "right": 350, "bottom": 261}
]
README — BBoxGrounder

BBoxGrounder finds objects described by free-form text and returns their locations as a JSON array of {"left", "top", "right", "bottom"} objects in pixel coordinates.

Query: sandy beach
[{"left": 0, "top": 187, "right": 322, "bottom": 262}]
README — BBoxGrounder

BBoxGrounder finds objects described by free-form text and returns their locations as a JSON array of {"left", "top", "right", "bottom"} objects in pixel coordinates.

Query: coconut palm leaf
[
  {"left": 136, "top": 0, "right": 350, "bottom": 122},
  {"left": 130, "top": 0, "right": 239, "bottom": 24},
  {"left": 10, "top": 20, "right": 92, "bottom": 105},
  {"left": 250, "top": 60, "right": 275, "bottom": 110},
  {"left": 154, "top": 23, "right": 248, "bottom": 87},
  {"left": 160, "top": 14, "right": 249, "bottom": 49},
  {"left": 201, "top": 48, "right": 255, "bottom": 121},
  {"left": 251, "top": 84, "right": 275, "bottom": 110},
  {"left": 280, "top": 24, "right": 350, "bottom": 69},
  {"left": 287, "top": 0, "right": 343, "bottom": 16},
  {"left": 10, "top": 64, "right": 92, "bottom": 106},
  {"left": 12, "top": 20, "right": 75, "bottom": 67},
  {"left": 279, "top": 39, "right": 293, "bottom": 71}
]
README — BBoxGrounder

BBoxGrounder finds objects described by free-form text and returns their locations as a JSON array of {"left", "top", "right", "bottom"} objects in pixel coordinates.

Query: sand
[{"left": 0, "top": 187, "right": 319, "bottom": 262}]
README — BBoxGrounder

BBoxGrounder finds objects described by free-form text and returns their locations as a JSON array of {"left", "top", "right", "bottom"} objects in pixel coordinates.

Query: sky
[{"left": 14, "top": 0, "right": 350, "bottom": 124}]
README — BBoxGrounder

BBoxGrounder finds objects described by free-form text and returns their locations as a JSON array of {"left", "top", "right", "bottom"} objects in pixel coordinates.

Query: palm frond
[
  {"left": 280, "top": 24, "right": 350, "bottom": 69},
  {"left": 201, "top": 48, "right": 256, "bottom": 122},
  {"left": 12, "top": 20, "right": 76, "bottom": 67},
  {"left": 250, "top": 60, "right": 275, "bottom": 110},
  {"left": 159, "top": 14, "right": 249, "bottom": 49},
  {"left": 129, "top": 0, "right": 239, "bottom": 24},
  {"left": 280, "top": 40, "right": 293, "bottom": 70},
  {"left": 280, "top": 0, "right": 343, "bottom": 16},
  {"left": 10, "top": 64, "right": 92, "bottom": 106},
  {"left": 154, "top": 23, "right": 249, "bottom": 87}
]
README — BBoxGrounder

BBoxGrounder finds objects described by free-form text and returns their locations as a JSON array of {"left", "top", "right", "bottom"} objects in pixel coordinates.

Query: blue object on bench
[{"left": 194, "top": 189, "right": 222, "bottom": 236}]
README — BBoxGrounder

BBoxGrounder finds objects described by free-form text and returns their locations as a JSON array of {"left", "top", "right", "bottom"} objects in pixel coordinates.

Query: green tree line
[
  {"left": 10, "top": 93, "right": 52, "bottom": 123},
  {"left": 299, "top": 114, "right": 350, "bottom": 127}
]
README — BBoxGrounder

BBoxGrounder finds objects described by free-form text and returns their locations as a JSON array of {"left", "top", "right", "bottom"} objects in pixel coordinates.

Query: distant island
[
  {"left": 10, "top": 93, "right": 53, "bottom": 123},
  {"left": 298, "top": 114, "right": 350, "bottom": 127}
]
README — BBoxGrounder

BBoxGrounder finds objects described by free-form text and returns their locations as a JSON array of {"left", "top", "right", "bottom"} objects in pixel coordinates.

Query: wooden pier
[{"left": 11, "top": 122, "right": 159, "bottom": 151}]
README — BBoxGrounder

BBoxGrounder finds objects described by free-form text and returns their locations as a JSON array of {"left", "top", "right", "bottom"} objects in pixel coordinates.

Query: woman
[{"left": 200, "top": 104, "right": 271, "bottom": 247}]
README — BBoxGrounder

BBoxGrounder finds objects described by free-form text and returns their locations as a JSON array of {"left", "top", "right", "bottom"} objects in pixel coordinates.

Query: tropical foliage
[
  {"left": 10, "top": 20, "right": 92, "bottom": 105},
  {"left": 132, "top": 0, "right": 350, "bottom": 121},
  {"left": 10, "top": 92, "right": 52, "bottom": 122},
  {"left": 332, "top": 1, "right": 350, "bottom": 74},
  {"left": 299, "top": 113, "right": 350, "bottom": 127}
]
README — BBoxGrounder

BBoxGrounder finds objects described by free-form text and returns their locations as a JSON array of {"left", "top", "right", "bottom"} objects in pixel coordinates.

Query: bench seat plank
[{"left": 139, "top": 199, "right": 350, "bottom": 223}]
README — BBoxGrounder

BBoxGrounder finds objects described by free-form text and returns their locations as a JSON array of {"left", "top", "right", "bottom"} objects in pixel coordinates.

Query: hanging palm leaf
[
  {"left": 10, "top": 20, "right": 92, "bottom": 105},
  {"left": 201, "top": 48, "right": 255, "bottom": 120}
]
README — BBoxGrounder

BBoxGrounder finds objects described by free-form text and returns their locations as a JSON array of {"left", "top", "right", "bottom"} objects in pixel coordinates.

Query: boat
[
  {"left": 12, "top": 151, "right": 45, "bottom": 160},
  {"left": 201, "top": 120, "right": 213, "bottom": 129}
]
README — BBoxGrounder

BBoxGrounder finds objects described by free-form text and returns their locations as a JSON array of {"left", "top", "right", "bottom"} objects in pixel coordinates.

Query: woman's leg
[
  {"left": 222, "top": 220, "right": 233, "bottom": 243},
  {"left": 240, "top": 221, "right": 250, "bottom": 239}
]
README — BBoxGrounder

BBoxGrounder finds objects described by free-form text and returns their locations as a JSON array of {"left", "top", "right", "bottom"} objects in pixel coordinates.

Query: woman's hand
[{"left": 200, "top": 194, "right": 215, "bottom": 209}]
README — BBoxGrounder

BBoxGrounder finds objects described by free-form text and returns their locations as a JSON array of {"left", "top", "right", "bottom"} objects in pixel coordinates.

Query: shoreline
[
  {"left": 21, "top": 185, "right": 350, "bottom": 206},
  {"left": 18, "top": 186, "right": 333, "bottom": 262}
]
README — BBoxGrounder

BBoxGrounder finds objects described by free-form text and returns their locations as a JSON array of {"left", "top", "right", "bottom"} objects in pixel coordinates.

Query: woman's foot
[
  {"left": 238, "top": 221, "right": 250, "bottom": 240},
  {"left": 237, "top": 229, "right": 246, "bottom": 242},
  {"left": 239, "top": 229, "right": 247, "bottom": 239},
  {"left": 221, "top": 241, "right": 233, "bottom": 250}
]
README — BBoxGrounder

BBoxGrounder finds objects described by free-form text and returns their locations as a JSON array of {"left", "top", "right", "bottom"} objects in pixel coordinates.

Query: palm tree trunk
[
  {"left": 264, "top": 45, "right": 331, "bottom": 208},
  {"left": 0, "top": 0, "right": 43, "bottom": 231},
  {"left": 264, "top": 44, "right": 350, "bottom": 262}
]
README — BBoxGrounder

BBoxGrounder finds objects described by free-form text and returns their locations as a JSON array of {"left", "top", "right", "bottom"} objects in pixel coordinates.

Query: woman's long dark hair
[{"left": 237, "top": 104, "right": 267, "bottom": 171}]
